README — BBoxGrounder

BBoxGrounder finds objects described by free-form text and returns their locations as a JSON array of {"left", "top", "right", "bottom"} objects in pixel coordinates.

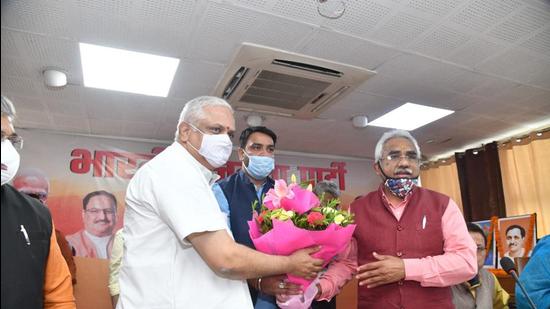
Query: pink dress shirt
[
  {"left": 380, "top": 189, "right": 477, "bottom": 287},
  {"left": 316, "top": 189, "right": 476, "bottom": 300}
]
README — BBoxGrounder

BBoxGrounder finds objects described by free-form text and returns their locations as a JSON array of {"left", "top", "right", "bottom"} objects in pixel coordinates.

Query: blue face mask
[{"left": 243, "top": 151, "right": 275, "bottom": 180}]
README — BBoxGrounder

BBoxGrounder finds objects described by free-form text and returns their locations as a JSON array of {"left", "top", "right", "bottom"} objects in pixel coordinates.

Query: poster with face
[
  {"left": 471, "top": 220, "right": 496, "bottom": 268},
  {"left": 498, "top": 214, "right": 537, "bottom": 268}
]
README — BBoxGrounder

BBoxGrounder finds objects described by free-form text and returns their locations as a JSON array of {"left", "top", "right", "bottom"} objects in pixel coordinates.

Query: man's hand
[
  {"left": 356, "top": 252, "right": 405, "bottom": 288},
  {"left": 287, "top": 246, "right": 323, "bottom": 279},
  {"left": 260, "top": 275, "right": 302, "bottom": 296}
]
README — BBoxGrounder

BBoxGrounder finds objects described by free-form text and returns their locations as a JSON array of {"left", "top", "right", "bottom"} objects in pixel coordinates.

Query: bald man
[{"left": 13, "top": 168, "right": 77, "bottom": 284}]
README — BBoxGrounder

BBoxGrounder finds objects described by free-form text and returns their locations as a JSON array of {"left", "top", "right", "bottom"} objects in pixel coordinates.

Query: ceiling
[{"left": 1, "top": 0, "right": 549, "bottom": 160}]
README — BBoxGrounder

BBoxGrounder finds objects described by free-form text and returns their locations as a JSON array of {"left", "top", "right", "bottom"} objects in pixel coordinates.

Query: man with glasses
[
  {"left": 118, "top": 96, "right": 322, "bottom": 309},
  {"left": 13, "top": 168, "right": 78, "bottom": 284},
  {"left": 1, "top": 95, "right": 75, "bottom": 308},
  {"left": 452, "top": 223, "right": 509, "bottom": 308},
  {"left": 352, "top": 129, "right": 476, "bottom": 308},
  {"left": 67, "top": 190, "right": 118, "bottom": 259}
]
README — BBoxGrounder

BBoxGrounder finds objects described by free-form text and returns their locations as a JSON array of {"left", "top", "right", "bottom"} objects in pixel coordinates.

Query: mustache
[
  {"left": 93, "top": 220, "right": 112, "bottom": 224},
  {"left": 394, "top": 168, "right": 413, "bottom": 175}
]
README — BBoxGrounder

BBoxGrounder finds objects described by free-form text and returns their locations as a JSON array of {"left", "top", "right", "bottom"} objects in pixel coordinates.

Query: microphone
[{"left": 500, "top": 257, "right": 537, "bottom": 309}]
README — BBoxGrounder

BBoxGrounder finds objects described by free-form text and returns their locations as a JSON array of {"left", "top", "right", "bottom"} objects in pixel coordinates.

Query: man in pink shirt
[{"left": 352, "top": 129, "right": 477, "bottom": 308}]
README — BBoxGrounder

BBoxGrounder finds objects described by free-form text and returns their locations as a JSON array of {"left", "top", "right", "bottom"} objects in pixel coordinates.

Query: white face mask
[
  {"left": 1, "top": 140, "right": 20, "bottom": 185},
  {"left": 187, "top": 123, "right": 233, "bottom": 168}
]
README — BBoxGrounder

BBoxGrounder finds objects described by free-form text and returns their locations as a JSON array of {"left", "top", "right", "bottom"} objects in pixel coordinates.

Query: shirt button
[
  {"left": 396, "top": 251, "right": 403, "bottom": 257},
  {"left": 398, "top": 280, "right": 404, "bottom": 286},
  {"left": 397, "top": 225, "right": 403, "bottom": 231}
]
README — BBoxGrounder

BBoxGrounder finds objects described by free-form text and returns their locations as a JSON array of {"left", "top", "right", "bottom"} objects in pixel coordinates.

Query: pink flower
[
  {"left": 280, "top": 186, "right": 320, "bottom": 214},
  {"left": 264, "top": 179, "right": 295, "bottom": 209},
  {"left": 307, "top": 212, "right": 325, "bottom": 226}
]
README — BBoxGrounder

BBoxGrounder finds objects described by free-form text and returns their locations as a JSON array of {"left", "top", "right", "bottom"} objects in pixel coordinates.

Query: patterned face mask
[{"left": 384, "top": 177, "right": 418, "bottom": 199}]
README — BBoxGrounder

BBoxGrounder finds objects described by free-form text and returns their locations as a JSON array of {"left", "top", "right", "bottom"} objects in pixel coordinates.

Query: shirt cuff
[
  {"left": 403, "top": 258, "right": 424, "bottom": 282},
  {"left": 317, "top": 279, "right": 333, "bottom": 301}
]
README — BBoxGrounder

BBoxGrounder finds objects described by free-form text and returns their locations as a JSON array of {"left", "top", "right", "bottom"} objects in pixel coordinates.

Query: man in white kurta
[{"left": 119, "top": 141, "right": 252, "bottom": 308}]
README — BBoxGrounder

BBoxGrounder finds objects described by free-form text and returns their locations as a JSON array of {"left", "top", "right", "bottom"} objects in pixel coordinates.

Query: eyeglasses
[
  {"left": 382, "top": 153, "right": 420, "bottom": 163},
  {"left": 85, "top": 208, "right": 116, "bottom": 215},
  {"left": 1, "top": 131, "right": 23, "bottom": 150}
]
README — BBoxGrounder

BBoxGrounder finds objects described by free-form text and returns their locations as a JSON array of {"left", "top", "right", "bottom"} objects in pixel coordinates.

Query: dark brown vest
[{"left": 351, "top": 186, "right": 453, "bottom": 309}]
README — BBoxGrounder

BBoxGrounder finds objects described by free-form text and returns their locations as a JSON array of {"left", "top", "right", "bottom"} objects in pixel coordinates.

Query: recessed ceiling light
[
  {"left": 536, "top": 132, "right": 542, "bottom": 136},
  {"left": 79, "top": 43, "right": 179, "bottom": 97},
  {"left": 367, "top": 103, "right": 454, "bottom": 131}
]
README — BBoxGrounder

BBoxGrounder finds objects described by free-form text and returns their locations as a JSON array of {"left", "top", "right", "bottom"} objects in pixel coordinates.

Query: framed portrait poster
[{"left": 497, "top": 214, "right": 537, "bottom": 268}]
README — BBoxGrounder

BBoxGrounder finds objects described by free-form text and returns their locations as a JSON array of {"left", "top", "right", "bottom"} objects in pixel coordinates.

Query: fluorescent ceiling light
[
  {"left": 80, "top": 43, "right": 179, "bottom": 97},
  {"left": 368, "top": 102, "right": 454, "bottom": 131}
]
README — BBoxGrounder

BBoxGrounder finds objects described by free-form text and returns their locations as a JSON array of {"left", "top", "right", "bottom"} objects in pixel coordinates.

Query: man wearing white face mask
[
  {"left": 118, "top": 96, "right": 323, "bottom": 309},
  {"left": 213, "top": 126, "right": 302, "bottom": 308},
  {"left": 1, "top": 95, "right": 75, "bottom": 309}
]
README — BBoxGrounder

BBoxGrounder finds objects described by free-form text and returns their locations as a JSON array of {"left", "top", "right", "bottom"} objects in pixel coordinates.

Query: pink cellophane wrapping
[{"left": 248, "top": 218, "right": 356, "bottom": 291}]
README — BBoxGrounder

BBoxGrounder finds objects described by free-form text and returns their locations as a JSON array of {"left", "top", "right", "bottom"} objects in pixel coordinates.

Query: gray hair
[
  {"left": 174, "top": 96, "right": 233, "bottom": 140},
  {"left": 1, "top": 95, "right": 16, "bottom": 120},
  {"left": 374, "top": 129, "right": 421, "bottom": 162},
  {"left": 313, "top": 180, "right": 341, "bottom": 198}
]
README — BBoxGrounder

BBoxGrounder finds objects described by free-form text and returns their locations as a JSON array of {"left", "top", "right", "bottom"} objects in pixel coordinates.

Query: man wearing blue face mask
[
  {"left": 213, "top": 126, "right": 301, "bottom": 309},
  {"left": 351, "top": 129, "right": 477, "bottom": 308}
]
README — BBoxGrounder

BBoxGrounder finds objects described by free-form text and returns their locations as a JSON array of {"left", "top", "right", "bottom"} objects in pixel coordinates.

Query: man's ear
[
  {"left": 178, "top": 122, "right": 191, "bottom": 143},
  {"left": 373, "top": 161, "right": 382, "bottom": 176},
  {"left": 237, "top": 148, "right": 245, "bottom": 162}
]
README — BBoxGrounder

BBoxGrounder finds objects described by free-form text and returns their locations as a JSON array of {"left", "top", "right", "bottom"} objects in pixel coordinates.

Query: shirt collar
[{"left": 173, "top": 142, "right": 219, "bottom": 185}]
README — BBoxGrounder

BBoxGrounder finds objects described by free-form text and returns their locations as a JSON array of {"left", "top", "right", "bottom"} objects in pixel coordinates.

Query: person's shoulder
[
  {"left": 66, "top": 229, "right": 84, "bottom": 241},
  {"left": 2, "top": 184, "right": 51, "bottom": 219},
  {"left": 217, "top": 169, "right": 243, "bottom": 186}
]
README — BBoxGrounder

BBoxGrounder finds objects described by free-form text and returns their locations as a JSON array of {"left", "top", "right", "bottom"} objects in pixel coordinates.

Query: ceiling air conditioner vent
[{"left": 214, "top": 43, "right": 376, "bottom": 119}]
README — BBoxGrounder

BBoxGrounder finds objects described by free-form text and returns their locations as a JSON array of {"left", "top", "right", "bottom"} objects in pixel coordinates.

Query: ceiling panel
[{"left": 1, "top": 0, "right": 549, "bottom": 160}]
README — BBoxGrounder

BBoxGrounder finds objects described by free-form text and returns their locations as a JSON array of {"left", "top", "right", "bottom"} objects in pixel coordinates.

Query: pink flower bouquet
[{"left": 248, "top": 178, "right": 356, "bottom": 291}]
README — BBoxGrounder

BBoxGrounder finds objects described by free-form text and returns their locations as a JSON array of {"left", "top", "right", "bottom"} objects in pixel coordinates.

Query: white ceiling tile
[
  {"left": 246, "top": 16, "right": 316, "bottom": 52},
  {"left": 410, "top": 25, "right": 472, "bottom": 58},
  {"left": 467, "top": 77, "right": 520, "bottom": 98},
  {"left": 522, "top": 27, "right": 550, "bottom": 56},
  {"left": 51, "top": 114, "right": 91, "bottom": 133},
  {"left": 1, "top": 0, "right": 77, "bottom": 37},
  {"left": 1, "top": 29, "right": 21, "bottom": 58},
  {"left": 450, "top": 0, "right": 524, "bottom": 33},
  {"left": 89, "top": 118, "right": 124, "bottom": 135},
  {"left": 487, "top": 6, "right": 550, "bottom": 44},
  {"left": 445, "top": 38, "right": 504, "bottom": 67},
  {"left": 3, "top": 95, "right": 47, "bottom": 113},
  {"left": 15, "top": 108, "right": 53, "bottom": 126},
  {"left": 45, "top": 99, "right": 87, "bottom": 118},
  {"left": 527, "top": 64, "right": 550, "bottom": 89},
  {"left": 189, "top": 2, "right": 263, "bottom": 63},
  {"left": 371, "top": 12, "right": 433, "bottom": 47},
  {"left": 321, "top": 0, "right": 394, "bottom": 38},
  {"left": 407, "top": 0, "right": 465, "bottom": 17},
  {"left": 476, "top": 48, "right": 549, "bottom": 83},
  {"left": 300, "top": 30, "right": 365, "bottom": 64},
  {"left": 1, "top": 76, "right": 41, "bottom": 96},
  {"left": 1, "top": 56, "right": 33, "bottom": 78},
  {"left": 271, "top": 0, "right": 323, "bottom": 25},
  {"left": 122, "top": 121, "right": 159, "bottom": 139},
  {"left": 319, "top": 92, "right": 401, "bottom": 121}
]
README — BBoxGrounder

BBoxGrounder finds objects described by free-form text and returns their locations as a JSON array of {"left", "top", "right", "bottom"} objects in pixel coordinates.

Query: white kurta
[{"left": 118, "top": 142, "right": 252, "bottom": 309}]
